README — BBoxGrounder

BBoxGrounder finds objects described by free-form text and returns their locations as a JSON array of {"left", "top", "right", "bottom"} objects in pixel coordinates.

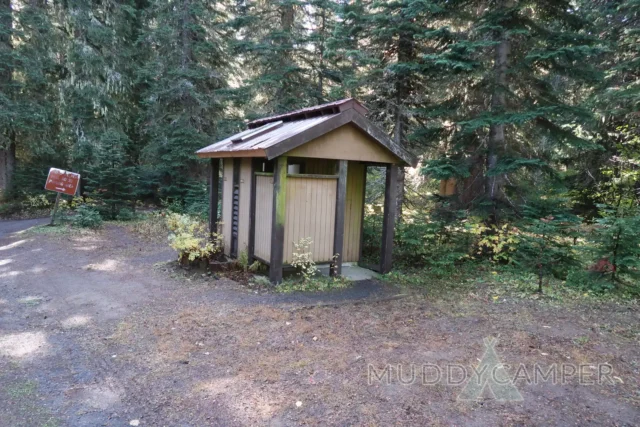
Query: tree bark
[
  {"left": 179, "top": 0, "right": 193, "bottom": 69},
  {"left": 0, "top": 0, "right": 15, "bottom": 199},
  {"left": 486, "top": 5, "right": 510, "bottom": 217},
  {"left": 460, "top": 151, "right": 485, "bottom": 207},
  {"left": 316, "top": 7, "right": 326, "bottom": 103},
  {"left": 393, "top": 17, "right": 415, "bottom": 222}
]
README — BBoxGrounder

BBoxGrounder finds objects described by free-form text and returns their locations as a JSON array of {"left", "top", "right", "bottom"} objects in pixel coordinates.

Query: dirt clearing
[{"left": 0, "top": 219, "right": 638, "bottom": 426}]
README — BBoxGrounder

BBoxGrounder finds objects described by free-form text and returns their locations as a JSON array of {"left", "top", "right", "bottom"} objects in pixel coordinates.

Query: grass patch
[
  {"left": 5, "top": 380, "right": 37, "bottom": 398},
  {"left": 23, "top": 224, "right": 88, "bottom": 237},
  {"left": 17, "top": 296, "right": 44, "bottom": 306},
  {"left": 122, "top": 212, "right": 168, "bottom": 241},
  {"left": 276, "top": 276, "right": 351, "bottom": 293}
]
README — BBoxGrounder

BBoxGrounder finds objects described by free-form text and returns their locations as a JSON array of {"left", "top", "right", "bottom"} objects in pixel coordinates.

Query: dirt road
[{"left": 0, "top": 219, "right": 638, "bottom": 426}]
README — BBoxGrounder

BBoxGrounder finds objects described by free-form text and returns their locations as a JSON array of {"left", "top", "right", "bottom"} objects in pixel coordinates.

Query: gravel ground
[{"left": 0, "top": 219, "right": 638, "bottom": 426}]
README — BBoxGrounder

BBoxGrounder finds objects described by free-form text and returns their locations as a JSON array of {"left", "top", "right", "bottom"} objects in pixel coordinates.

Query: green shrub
[
  {"left": 21, "top": 194, "right": 53, "bottom": 211},
  {"left": 116, "top": 208, "right": 137, "bottom": 221},
  {"left": 166, "top": 213, "right": 222, "bottom": 264},
  {"left": 566, "top": 269, "right": 616, "bottom": 293},
  {"left": 71, "top": 205, "right": 103, "bottom": 229},
  {"left": 589, "top": 204, "right": 640, "bottom": 285}
]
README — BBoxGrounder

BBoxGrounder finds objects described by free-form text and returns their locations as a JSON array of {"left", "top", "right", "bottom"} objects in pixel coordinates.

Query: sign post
[{"left": 44, "top": 168, "right": 81, "bottom": 226}]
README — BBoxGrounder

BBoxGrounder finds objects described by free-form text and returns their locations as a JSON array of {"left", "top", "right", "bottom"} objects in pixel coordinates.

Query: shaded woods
[{"left": 0, "top": 0, "right": 638, "bottom": 293}]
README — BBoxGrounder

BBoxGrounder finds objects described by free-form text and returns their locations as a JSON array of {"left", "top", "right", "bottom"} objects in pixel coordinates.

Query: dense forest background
[{"left": 0, "top": 0, "right": 638, "bottom": 290}]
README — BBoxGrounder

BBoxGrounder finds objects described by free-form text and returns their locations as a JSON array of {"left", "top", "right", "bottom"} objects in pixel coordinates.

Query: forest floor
[{"left": 0, "top": 218, "right": 638, "bottom": 426}]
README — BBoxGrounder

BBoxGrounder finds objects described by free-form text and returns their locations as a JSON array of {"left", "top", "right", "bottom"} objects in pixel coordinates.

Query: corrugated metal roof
[{"left": 197, "top": 114, "right": 338, "bottom": 155}]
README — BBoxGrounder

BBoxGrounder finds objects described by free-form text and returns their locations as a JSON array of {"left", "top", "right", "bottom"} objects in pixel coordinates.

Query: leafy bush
[
  {"left": 166, "top": 213, "right": 222, "bottom": 264},
  {"left": 71, "top": 205, "right": 103, "bottom": 229},
  {"left": 291, "top": 237, "right": 320, "bottom": 281},
  {"left": 21, "top": 194, "right": 53, "bottom": 211},
  {"left": 469, "top": 220, "right": 520, "bottom": 264}
]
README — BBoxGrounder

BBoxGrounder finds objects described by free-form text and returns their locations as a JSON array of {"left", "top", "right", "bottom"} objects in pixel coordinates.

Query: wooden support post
[
  {"left": 49, "top": 192, "right": 61, "bottom": 226},
  {"left": 357, "top": 163, "right": 367, "bottom": 267},
  {"left": 269, "top": 156, "right": 287, "bottom": 284},
  {"left": 380, "top": 164, "right": 398, "bottom": 274},
  {"left": 332, "top": 160, "right": 348, "bottom": 276},
  {"left": 248, "top": 159, "right": 257, "bottom": 264},
  {"left": 208, "top": 158, "right": 220, "bottom": 237}
]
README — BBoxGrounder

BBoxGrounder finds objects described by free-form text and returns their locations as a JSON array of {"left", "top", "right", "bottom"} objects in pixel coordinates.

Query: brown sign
[{"left": 45, "top": 168, "right": 80, "bottom": 196}]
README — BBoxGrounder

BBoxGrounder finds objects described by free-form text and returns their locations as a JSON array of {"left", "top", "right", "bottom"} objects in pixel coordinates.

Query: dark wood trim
[
  {"left": 196, "top": 149, "right": 267, "bottom": 159},
  {"left": 255, "top": 172, "right": 274, "bottom": 177},
  {"left": 287, "top": 173, "right": 338, "bottom": 179},
  {"left": 348, "top": 112, "right": 418, "bottom": 167},
  {"left": 331, "top": 160, "right": 348, "bottom": 277},
  {"left": 230, "top": 158, "right": 241, "bottom": 258},
  {"left": 208, "top": 158, "right": 220, "bottom": 237},
  {"left": 248, "top": 159, "right": 257, "bottom": 264},
  {"left": 339, "top": 99, "right": 369, "bottom": 117},
  {"left": 265, "top": 110, "right": 354, "bottom": 160},
  {"left": 357, "top": 163, "right": 367, "bottom": 266},
  {"left": 380, "top": 164, "right": 398, "bottom": 274},
  {"left": 269, "top": 156, "right": 288, "bottom": 284}
]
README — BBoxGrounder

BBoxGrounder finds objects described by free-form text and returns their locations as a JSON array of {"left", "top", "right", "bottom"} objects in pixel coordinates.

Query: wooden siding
[
  {"left": 283, "top": 176, "right": 337, "bottom": 264},
  {"left": 343, "top": 162, "right": 365, "bottom": 262},
  {"left": 286, "top": 124, "right": 400, "bottom": 164},
  {"left": 254, "top": 174, "right": 274, "bottom": 261},
  {"left": 221, "top": 158, "right": 234, "bottom": 255}
]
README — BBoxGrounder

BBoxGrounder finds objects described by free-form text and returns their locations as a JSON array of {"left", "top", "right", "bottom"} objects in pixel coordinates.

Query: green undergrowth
[
  {"left": 23, "top": 224, "right": 87, "bottom": 237},
  {"left": 276, "top": 276, "right": 351, "bottom": 293},
  {"left": 384, "top": 262, "right": 640, "bottom": 305}
]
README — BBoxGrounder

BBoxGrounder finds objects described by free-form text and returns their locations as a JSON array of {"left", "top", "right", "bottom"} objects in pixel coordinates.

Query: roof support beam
[
  {"left": 269, "top": 156, "right": 288, "bottom": 284},
  {"left": 331, "top": 160, "right": 348, "bottom": 277},
  {"left": 248, "top": 158, "right": 258, "bottom": 265},
  {"left": 380, "top": 164, "right": 398, "bottom": 274},
  {"left": 209, "top": 158, "right": 220, "bottom": 237}
]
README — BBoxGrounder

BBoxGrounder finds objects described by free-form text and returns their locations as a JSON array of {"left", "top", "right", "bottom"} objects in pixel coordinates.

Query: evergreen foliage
[
  {"left": 84, "top": 129, "right": 136, "bottom": 220},
  {"left": 0, "top": 0, "right": 637, "bottom": 293}
]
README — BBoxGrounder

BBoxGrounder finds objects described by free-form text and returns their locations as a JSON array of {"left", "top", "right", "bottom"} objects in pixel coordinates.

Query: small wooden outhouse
[{"left": 196, "top": 99, "right": 417, "bottom": 283}]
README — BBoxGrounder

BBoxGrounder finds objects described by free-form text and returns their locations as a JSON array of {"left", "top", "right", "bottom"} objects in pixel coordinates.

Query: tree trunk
[
  {"left": 0, "top": 0, "right": 15, "bottom": 199},
  {"left": 486, "top": 5, "right": 510, "bottom": 217},
  {"left": 0, "top": 141, "right": 15, "bottom": 199},
  {"left": 393, "top": 19, "right": 414, "bottom": 223},
  {"left": 537, "top": 263, "right": 543, "bottom": 293},
  {"left": 317, "top": 7, "right": 325, "bottom": 103},
  {"left": 179, "top": 0, "right": 193, "bottom": 69},
  {"left": 460, "top": 151, "right": 485, "bottom": 207}
]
